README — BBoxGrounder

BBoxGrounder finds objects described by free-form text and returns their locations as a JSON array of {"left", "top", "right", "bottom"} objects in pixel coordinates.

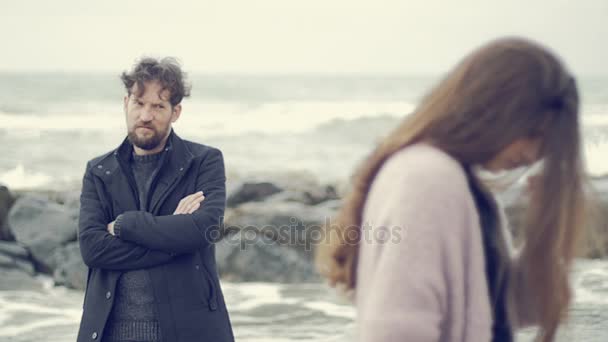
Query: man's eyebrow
[{"left": 132, "top": 97, "right": 162, "bottom": 104}]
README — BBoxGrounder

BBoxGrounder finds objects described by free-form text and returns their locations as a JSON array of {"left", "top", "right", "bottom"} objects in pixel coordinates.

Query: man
[{"left": 77, "top": 57, "right": 234, "bottom": 342}]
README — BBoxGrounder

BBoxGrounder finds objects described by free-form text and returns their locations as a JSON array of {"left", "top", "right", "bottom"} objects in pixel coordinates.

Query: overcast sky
[{"left": 1, "top": 0, "right": 607, "bottom": 75}]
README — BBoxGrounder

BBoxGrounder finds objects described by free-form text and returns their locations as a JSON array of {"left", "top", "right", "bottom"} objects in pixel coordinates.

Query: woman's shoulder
[{"left": 376, "top": 143, "right": 470, "bottom": 194}]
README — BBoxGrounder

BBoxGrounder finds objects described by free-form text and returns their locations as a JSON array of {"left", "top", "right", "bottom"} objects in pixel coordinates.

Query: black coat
[{"left": 76, "top": 130, "right": 234, "bottom": 342}]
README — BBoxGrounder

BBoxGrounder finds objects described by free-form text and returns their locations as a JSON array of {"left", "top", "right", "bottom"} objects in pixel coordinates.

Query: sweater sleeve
[{"left": 356, "top": 148, "right": 482, "bottom": 341}]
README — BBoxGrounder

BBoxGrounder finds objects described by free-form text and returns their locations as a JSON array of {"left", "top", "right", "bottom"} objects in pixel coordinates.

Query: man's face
[{"left": 124, "top": 81, "right": 181, "bottom": 153}]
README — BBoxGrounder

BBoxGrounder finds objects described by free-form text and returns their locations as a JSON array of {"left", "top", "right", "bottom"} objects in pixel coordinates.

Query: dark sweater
[
  {"left": 104, "top": 151, "right": 164, "bottom": 342},
  {"left": 466, "top": 169, "right": 513, "bottom": 342}
]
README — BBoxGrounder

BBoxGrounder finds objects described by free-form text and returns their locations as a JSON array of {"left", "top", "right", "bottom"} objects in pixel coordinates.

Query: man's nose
[{"left": 140, "top": 106, "right": 154, "bottom": 121}]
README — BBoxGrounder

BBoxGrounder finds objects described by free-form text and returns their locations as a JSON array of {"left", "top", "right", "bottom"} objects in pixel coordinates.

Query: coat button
[
  {"left": 91, "top": 331, "right": 98, "bottom": 339},
  {"left": 195, "top": 264, "right": 200, "bottom": 270},
  {"left": 179, "top": 167, "right": 184, "bottom": 171},
  {"left": 97, "top": 165, "right": 103, "bottom": 169},
  {"left": 210, "top": 301, "right": 218, "bottom": 310},
  {"left": 105, "top": 291, "right": 112, "bottom": 299},
  {"left": 105, "top": 170, "right": 111, "bottom": 175}
]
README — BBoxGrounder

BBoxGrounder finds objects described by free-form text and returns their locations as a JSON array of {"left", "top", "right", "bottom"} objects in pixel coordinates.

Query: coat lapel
[
  {"left": 105, "top": 130, "right": 195, "bottom": 215},
  {"left": 148, "top": 131, "right": 195, "bottom": 214}
]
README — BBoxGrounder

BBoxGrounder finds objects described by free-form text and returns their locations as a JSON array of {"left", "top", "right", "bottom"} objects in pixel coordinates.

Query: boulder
[
  {"left": 227, "top": 182, "right": 283, "bottom": 207},
  {"left": 0, "top": 268, "right": 42, "bottom": 291},
  {"left": 50, "top": 241, "right": 87, "bottom": 290},
  {"left": 0, "top": 185, "right": 16, "bottom": 241},
  {"left": 0, "top": 241, "right": 39, "bottom": 290},
  {"left": 216, "top": 197, "right": 341, "bottom": 282},
  {"left": 265, "top": 185, "right": 339, "bottom": 206},
  {"left": 223, "top": 199, "right": 339, "bottom": 257},
  {"left": 0, "top": 240, "right": 30, "bottom": 260},
  {"left": 216, "top": 234, "right": 320, "bottom": 283},
  {"left": 8, "top": 195, "right": 78, "bottom": 273},
  {"left": 501, "top": 182, "right": 608, "bottom": 258},
  {"left": 0, "top": 241, "right": 35, "bottom": 276}
]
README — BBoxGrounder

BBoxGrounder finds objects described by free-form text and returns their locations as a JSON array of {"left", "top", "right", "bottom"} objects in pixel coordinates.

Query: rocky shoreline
[{"left": 1, "top": 175, "right": 607, "bottom": 292}]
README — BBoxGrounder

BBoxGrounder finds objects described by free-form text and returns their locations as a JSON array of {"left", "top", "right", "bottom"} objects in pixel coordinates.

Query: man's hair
[{"left": 121, "top": 57, "right": 191, "bottom": 107}]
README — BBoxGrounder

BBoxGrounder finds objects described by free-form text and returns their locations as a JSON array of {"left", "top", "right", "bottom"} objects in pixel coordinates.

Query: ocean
[{"left": 1, "top": 73, "right": 607, "bottom": 190}]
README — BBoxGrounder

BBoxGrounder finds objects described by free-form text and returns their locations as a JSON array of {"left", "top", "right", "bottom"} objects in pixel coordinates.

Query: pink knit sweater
[{"left": 355, "top": 143, "right": 536, "bottom": 341}]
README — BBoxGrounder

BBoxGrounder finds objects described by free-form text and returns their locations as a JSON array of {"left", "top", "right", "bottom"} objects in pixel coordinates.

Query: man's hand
[
  {"left": 107, "top": 221, "right": 116, "bottom": 236},
  {"left": 173, "top": 191, "right": 205, "bottom": 215},
  {"left": 105, "top": 192, "right": 204, "bottom": 236}
]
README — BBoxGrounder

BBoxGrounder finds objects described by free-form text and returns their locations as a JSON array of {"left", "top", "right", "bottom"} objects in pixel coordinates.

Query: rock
[
  {"left": 14, "top": 257, "right": 36, "bottom": 275},
  {"left": 232, "top": 171, "right": 319, "bottom": 193},
  {"left": 0, "top": 185, "right": 16, "bottom": 241},
  {"left": 581, "top": 193, "right": 608, "bottom": 259},
  {"left": 216, "top": 234, "right": 320, "bottom": 283},
  {"left": 0, "top": 255, "right": 36, "bottom": 276},
  {"left": 223, "top": 199, "right": 339, "bottom": 257},
  {"left": 226, "top": 173, "right": 341, "bottom": 206},
  {"left": 217, "top": 196, "right": 342, "bottom": 282},
  {"left": 50, "top": 241, "right": 87, "bottom": 290},
  {"left": 261, "top": 190, "right": 310, "bottom": 204},
  {"left": 0, "top": 240, "right": 30, "bottom": 259},
  {"left": 12, "top": 189, "right": 80, "bottom": 206},
  {"left": 263, "top": 173, "right": 342, "bottom": 204},
  {"left": 501, "top": 181, "right": 608, "bottom": 258},
  {"left": 227, "top": 182, "right": 283, "bottom": 207},
  {"left": 12, "top": 189, "right": 81, "bottom": 220},
  {"left": 50, "top": 190, "right": 81, "bottom": 210},
  {"left": 0, "top": 241, "right": 36, "bottom": 276},
  {"left": 265, "top": 186, "right": 339, "bottom": 206},
  {"left": 0, "top": 253, "right": 13, "bottom": 266},
  {"left": 302, "top": 185, "right": 339, "bottom": 205},
  {"left": 0, "top": 268, "right": 42, "bottom": 291},
  {"left": 8, "top": 195, "right": 78, "bottom": 273}
]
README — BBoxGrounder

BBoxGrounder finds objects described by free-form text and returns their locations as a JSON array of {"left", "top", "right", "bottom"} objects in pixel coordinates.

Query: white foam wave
[
  {"left": 0, "top": 112, "right": 125, "bottom": 133},
  {"left": 0, "top": 100, "right": 413, "bottom": 136},
  {"left": 0, "top": 289, "right": 82, "bottom": 338},
  {"left": 0, "top": 164, "right": 53, "bottom": 189},
  {"left": 2, "top": 104, "right": 608, "bottom": 191},
  {"left": 303, "top": 301, "right": 356, "bottom": 319},
  {"left": 572, "top": 260, "right": 608, "bottom": 305}
]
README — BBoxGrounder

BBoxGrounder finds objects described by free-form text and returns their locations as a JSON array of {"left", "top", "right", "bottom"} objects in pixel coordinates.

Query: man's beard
[{"left": 127, "top": 125, "right": 168, "bottom": 151}]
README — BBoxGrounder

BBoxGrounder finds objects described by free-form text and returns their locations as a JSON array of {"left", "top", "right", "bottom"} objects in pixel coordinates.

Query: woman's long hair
[{"left": 316, "top": 37, "right": 586, "bottom": 341}]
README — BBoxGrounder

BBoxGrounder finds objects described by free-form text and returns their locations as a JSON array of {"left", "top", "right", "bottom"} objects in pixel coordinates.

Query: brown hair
[
  {"left": 121, "top": 56, "right": 191, "bottom": 107},
  {"left": 316, "top": 37, "right": 586, "bottom": 341}
]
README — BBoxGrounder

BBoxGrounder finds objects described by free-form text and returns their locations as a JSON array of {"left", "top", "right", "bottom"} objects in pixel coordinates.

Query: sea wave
[{"left": 3, "top": 110, "right": 608, "bottom": 190}]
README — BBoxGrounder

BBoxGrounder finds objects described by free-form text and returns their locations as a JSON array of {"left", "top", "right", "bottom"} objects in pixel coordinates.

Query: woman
[{"left": 316, "top": 37, "right": 587, "bottom": 341}]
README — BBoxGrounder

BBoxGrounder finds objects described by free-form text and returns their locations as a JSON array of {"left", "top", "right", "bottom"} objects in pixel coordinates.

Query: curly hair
[{"left": 121, "top": 57, "right": 191, "bottom": 107}]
